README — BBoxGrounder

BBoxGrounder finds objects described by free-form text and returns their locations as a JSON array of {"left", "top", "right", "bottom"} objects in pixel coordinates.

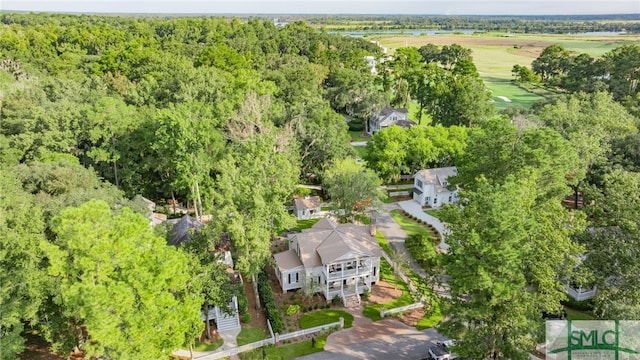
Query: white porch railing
[{"left": 566, "top": 286, "right": 597, "bottom": 301}]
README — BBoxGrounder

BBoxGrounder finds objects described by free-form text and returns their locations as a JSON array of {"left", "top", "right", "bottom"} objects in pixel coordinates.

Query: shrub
[
  {"left": 331, "top": 295, "right": 342, "bottom": 306},
  {"left": 241, "top": 312, "right": 251, "bottom": 323},
  {"left": 348, "top": 120, "right": 364, "bottom": 131},
  {"left": 286, "top": 304, "right": 301, "bottom": 316},
  {"left": 237, "top": 292, "right": 248, "bottom": 315},
  {"left": 257, "top": 270, "right": 284, "bottom": 333},
  {"left": 362, "top": 289, "right": 370, "bottom": 301}
]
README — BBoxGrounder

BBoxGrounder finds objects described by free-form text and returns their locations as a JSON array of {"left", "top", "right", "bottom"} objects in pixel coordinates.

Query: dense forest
[
  {"left": 297, "top": 14, "right": 640, "bottom": 33},
  {"left": 1, "top": 12, "right": 640, "bottom": 360}
]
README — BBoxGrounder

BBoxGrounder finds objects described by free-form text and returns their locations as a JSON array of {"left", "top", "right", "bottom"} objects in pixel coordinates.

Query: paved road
[{"left": 295, "top": 307, "right": 447, "bottom": 360}]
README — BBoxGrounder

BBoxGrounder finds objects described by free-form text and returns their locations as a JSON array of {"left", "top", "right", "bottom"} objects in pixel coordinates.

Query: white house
[
  {"left": 273, "top": 218, "right": 383, "bottom": 306},
  {"left": 293, "top": 195, "right": 321, "bottom": 220},
  {"left": 367, "top": 106, "right": 414, "bottom": 135},
  {"left": 364, "top": 55, "right": 378, "bottom": 75},
  {"left": 413, "top": 167, "right": 459, "bottom": 208}
]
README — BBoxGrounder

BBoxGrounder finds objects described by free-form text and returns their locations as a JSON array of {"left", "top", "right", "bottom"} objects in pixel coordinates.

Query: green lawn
[
  {"left": 376, "top": 230, "right": 393, "bottom": 254},
  {"left": 352, "top": 145, "right": 368, "bottom": 160},
  {"left": 349, "top": 130, "right": 369, "bottom": 142},
  {"left": 298, "top": 310, "right": 354, "bottom": 329},
  {"left": 564, "top": 306, "right": 596, "bottom": 321},
  {"left": 416, "top": 305, "right": 444, "bottom": 330},
  {"left": 363, "top": 258, "right": 414, "bottom": 321},
  {"left": 484, "top": 80, "right": 545, "bottom": 110},
  {"left": 193, "top": 337, "right": 224, "bottom": 351},
  {"left": 423, "top": 209, "right": 441, "bottom": 220},
  {"left": 237, "top": 326, "right": 267, "bottom": 346},
  {"left": 389, "top": 210, "right": 435, "bottom": 239},
  {"left": 292, "top": 218, "right": 321, "bottom": 232},
  {"left": 238, "top": 336, "right": 327, "bottom": 360}
]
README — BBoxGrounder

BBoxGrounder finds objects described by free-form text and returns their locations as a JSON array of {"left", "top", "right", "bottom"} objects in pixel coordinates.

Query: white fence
[
  {"left": 277, "top": 319, "right": 342, "bottom": 341},
  {"left": 389, "top": 191, "right": 410, "bottom": 197},
  {"left": 380, "top": 302, "right": 423, "bottom": 318},
  {"left": 566, "top": 286, "right": 597, "bottom": 301},
  {"left": 380, "top": 251, "right": 420, "bottom": 298},
  {"left": 187, "top": 319, "right": 342, "bottom": 360}
]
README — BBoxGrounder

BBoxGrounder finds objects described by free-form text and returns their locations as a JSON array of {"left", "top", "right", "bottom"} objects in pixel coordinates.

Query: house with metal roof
[
  {"left": 273, "top": 218, "right": 383, "bottom": 306},
  {"left": 413, "top": 167, "right": 459, "bottom": 208}
]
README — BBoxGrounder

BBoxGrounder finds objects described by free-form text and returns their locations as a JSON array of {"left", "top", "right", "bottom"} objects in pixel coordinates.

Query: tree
[
  {"left": 511, "top": 64, "right": 540, "bottom": 84},
  {"left": 440, "top": 175, "right": 583, "bottom": 359},
  {"left": 42, "top": 200, "right": 203, "bottom": 359},
  {"left": 210, "top": 98, "right": 299, "bottom": 278},
  {"left": 153, "top": 101, "right": 225, "bottom": 218},
  {"left": 531, "top": 44, "right": 571, "bottom": 85},
  {"left": 439, "top": 44, "right": 473, "bottom": 70},
  {"left": 388, "top": 47, "right": 424, "bottom": 108},
  {"left": 365, "top": 126, "right": 409, "bottom": 183},
  {"left": 454, "top": 116, "right": 583, "bottom": 202},
  {"left": 580, "top": 169, "right": 640, "bottom": 319},
  {"left": 0, "top": 170, "right": 46, "bottom": 359},
  {"left": 322, "top": 158, "right": 384, "bottom": 222}
]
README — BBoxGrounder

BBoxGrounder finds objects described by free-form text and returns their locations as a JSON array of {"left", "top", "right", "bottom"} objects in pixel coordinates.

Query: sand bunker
[{"left": 497, "top": 96, "right": 512, "bottom": 102}]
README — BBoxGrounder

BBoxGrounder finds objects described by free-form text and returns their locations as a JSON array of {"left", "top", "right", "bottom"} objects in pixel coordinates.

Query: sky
[{"left": 1, "top": 0, "right": 638, "bottom": 15}]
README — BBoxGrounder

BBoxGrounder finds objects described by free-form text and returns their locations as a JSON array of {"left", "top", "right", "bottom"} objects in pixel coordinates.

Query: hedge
[{"left": 257, "top": 270, "right": 284, "bottom": 333}]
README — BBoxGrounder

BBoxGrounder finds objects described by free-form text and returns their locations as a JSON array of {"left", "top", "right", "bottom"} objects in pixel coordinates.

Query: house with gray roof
[
  {"left": 273, "top": 217, "right": 382, "bottom": 306},
  {"left": 413, "top": 167, "right": 459, "bottom": 208},
  {"left": 293, "top": 195, "right": 322, "bottom": 220},
  {"left": 367, "top": 106, "right": 414, "bottom": 135}
]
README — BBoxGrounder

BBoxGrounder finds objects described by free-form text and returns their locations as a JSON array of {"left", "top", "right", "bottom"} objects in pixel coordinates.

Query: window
[
  {"left": 433, "top": 197, "right": 438, "bottom": 205},
  {"left": 416, "top": 179, "right": 423, "bottom": 189},
  {"left": 373, "top": 266, "right": 377, "bottom": 277},
  {"left": 288, "top": 273, "right": 291, "bottom": 284},
  {"left": 425, "top": 197, "right": 430, "bottom": 202},
  {"left": 295, "top": 273, "right": 299, "bottom": 283},
  {"left": 448, "top": 195, "right": 452, "bottom": 202}
]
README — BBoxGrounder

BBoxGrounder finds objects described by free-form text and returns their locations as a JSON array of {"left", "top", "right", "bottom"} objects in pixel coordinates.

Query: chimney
[{"left": 369, "top": 218, "right": 376, "bottom": 236}]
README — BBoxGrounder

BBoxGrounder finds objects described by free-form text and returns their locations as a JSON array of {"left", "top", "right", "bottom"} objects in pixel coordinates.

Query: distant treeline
[{"left": 284, "top": 15, "right": 640, "bottom": 34}]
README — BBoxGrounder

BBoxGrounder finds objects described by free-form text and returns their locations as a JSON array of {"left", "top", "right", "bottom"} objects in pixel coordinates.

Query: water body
[
  {"left": 570, "top": 31, "right": 627, "bottom": 36},
  {"left": 328, "top": 29, "right": 482, "bottom": 38}
]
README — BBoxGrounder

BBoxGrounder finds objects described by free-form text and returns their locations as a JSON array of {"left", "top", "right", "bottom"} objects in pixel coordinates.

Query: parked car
[{"left": 425, "top": 340, "right": 459, "bottom": 360}]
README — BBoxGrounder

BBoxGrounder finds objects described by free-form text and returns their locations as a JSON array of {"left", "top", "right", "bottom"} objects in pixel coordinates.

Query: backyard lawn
[
  {"left": 423, "top": 209, "right": 441, "bottom": 220},
  {"left": 292, "top": 218, "right": 321, "bottom": 232},
  {"left": 236, "top": 326, "right": 267, "bottom": 346},
  {"left": 298, "top": 310, "right": 354, "bottom": 329},
  {"left": 352, "top": 145, "right": 368, "bottom": 161},
  {"left": 238, "top": 336, "right": 327, "bottom": 360},
  {"left": 349, "top": 130, "right": 368, "bottom": 142}
]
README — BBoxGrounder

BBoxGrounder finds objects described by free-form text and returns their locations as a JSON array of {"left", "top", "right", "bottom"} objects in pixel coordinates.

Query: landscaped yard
[
  {"left": 389, "top": 210, "right": 439, "bottom": 242},
  {"left": 423, "top": 209, "right": 441, "bottom": 220},
  {"left": 238, "top": 335, "right": 327, "bottom": 360},
  {"left": 348, "top": 130, "right": 368, "bottom": 142},
  {"left": 298, "top": 310, "right": 354, "bottom": 329},
  {"left": 292, "top": 218, "right": 321, "bottom": 232},
  {"left": 363, "top": 258, "right": 414, "bottom": 321},
  {"left": 352, "top": 144, "right": 368, "bottom": 161},
  {"left": 193, "top": 337, "right": 224, "bottom": 351},
  {"left": 237, "top": 326, "right": 267, "bottom": 346}
]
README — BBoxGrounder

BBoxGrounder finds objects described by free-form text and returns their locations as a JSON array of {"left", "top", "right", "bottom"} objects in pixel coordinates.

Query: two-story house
[
  {"left": 273, "top": 218, "right": 383, "bottom": 306},
  {"left": 367, "top": 106, "right": 415, "bottom": 135},
  {"left": 413, "top": 167, "right": 459, "bottom": 208}
]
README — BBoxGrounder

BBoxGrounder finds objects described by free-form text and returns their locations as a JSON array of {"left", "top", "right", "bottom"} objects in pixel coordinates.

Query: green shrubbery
[
  {"left": 257, "top": 271, "right": 284, "bottom": 333},
  {"left": 405, "top": 234, "right": 439, "bottom": 269},
  {"left": 286, "top": 304, "right": 301, "bottom": 316}
]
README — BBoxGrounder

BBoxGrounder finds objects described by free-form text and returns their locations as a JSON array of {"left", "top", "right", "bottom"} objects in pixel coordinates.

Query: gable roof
[
  {"left": 415, "top": 167, "right": 458, "bottom": 193},
  {"left": 291, "top": 218, "right": 382, "bottom": 268},
  {"left": 169, "top": 215, "right": 203, "bottom": 246},
  {"left": 371, "top": 106, "right": 409, "bottom": 124},
  {"left": 274, "top": 249, "right": 303, "bottom": 272},
  {"left": 294, "top": 196, "right": 321, "bottom": 210}
]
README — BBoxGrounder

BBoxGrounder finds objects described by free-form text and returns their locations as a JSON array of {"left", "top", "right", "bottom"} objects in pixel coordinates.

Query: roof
[
  {"left": 371, "top": 106, "right": 409, "bottom": 124},
  {"left": 169, "top": 215, "right": 204, "bottom": 246},
  {"left": 415, "top": 167, "right": 458, "bottom": 193},
  {"left": 294, "top": 196, "right": 321, "bottom": 210},
  {"left": 274, "top": 249, "right": 304, "bottom": 272},
  {"left": 291, "top": 218, "right": 382, "bottom": 268},
  {"left": 396, "top": 119, "right": 416, "bottom": 128}
]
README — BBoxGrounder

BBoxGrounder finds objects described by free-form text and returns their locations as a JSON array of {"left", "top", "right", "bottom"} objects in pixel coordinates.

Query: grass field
[
  {"left": 375, "top": 32, "right": 640, "bottom": 109},
  {"left": 298, "top": 310, "right": 354, "bottom": 329},
  {"left": 236, "top": 326, "right": 267, "bottom": 346}
]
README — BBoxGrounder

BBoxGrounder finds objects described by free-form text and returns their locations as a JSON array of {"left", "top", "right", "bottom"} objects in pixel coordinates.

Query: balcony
[{"left": 323, "top": 266, "right": 371, "bottom": 280}]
